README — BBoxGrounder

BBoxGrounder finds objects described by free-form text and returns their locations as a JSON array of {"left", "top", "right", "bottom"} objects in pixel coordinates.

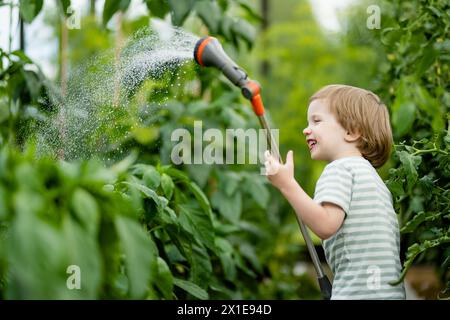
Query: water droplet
[{"left": 35, "top": 25, "right": 199, "bottom": 161}]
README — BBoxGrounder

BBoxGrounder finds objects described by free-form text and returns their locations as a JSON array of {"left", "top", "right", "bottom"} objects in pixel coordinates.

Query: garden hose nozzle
[{"left": 194, "top": 36, "right": 265, "bottom": 116}]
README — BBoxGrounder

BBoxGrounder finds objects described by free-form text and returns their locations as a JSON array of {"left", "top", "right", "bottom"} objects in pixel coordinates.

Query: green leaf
[
  {"left": 173, "top": 278, "right": 209, "bottom": 300},
  {"left": 143, "top": 166, "right": 161, "bottom": 189},
  {"left": 71, "top": 188, "right": 100, "bottom": 236},
  {"left": 14, "top": 162, "right": 41, "bottom": 192},
  {"left": 215, "top": 237, "right": 233, "bottom": 253},
  {"left": 221, "top": 15, "right": 234, "bottom": 40},
  {"left": 161, "top": 173, "right": 174, "bottom": 200},
  {"left": 427, "top": 5, "right": 442, "bottom": 17},
  {"left": 186, "top": 164, "right": 212, "bottom": 188},
  {"left": 110, "top": 151, "right": 138, "bottom": 175},
  {"left": 409, "top": 195, "right": 424, "bottom": 214},
  {"left": 155, "top": 257, "right": 173, "bottom": 299},
  {"left": 58, "top": 0, "right": 70, "bottom": 15},
  {"left": 216, "top": 238, "right": 236, "bottom": 281},
  {"left": 103, "top": 184, "right": 114, "bottom": 192},
  {"left": 392, "top": 101, "right": 416, "bottom": 138},
  {"left": 444, "top": 126, "right": 450, "bottom": 148},
  {"left": 381, "top": 27, "right": 403, "bottom": 46},
  {"left": 398, "top": 151, "right": 421, "bottom": 192},
  {"left": 62, "top": 216, "right": 102, "bottom": 299},
  {"left": 416, "top": 47, "right": 437, "bottom": 76},
  {"left": 164, "top": 168, "right": 212, "bottom": 217},
  {"left": 217, "top": 0, "right": 228, "bottom": 10},
  {"left": 80, "top": 160, "right": 117, "bottom": 185},
  {"left": 236, "top": 0, "right": 263, "bottom": 22},
  {"left": 413, "top": 85, "right": 444, "bottom": 133},
  {"left": 160, "top": 206, "right": 179, "bottom": 226},
  {"left": 233, "top": 250, "right": 256, "bottom": 278},
  {"left": 195, "top": 0, "right": 222, "bottom": 34},
  {"left": 23, "top": 70, "right": 41, "bottom": 101},
  {"left": 219, "top": 251, "right": 236, "bottom": 282},
  {"left": 401, "top": 211, "right": 442, "bottom": 233},
  {"left": 132, "top": 126, "right": 159, "bottom": 145},
  {"left": 8, "top": 191, "right": 67, "bottom": 299},
  {"left": 145, "top": 0, "right": 169, "bottom": 18},
  {"left": 187, "top": 180, "right": 213, "bottom": 219},
  {"left": 168, "top": 0, "right": 195, "bottom": 26},
  {"left": 103, "top": 0, "right": 131, "bottom": 26},
  {"left": 387, "top": 179, "right": 404, "bottom": 198},
  {"left": 231, "top": 18, "right": 256, "bottom": 46},
  {"left": 221, "top": 108, "right": 246, "bottom": 129},
  {"left": 178, "top": 204, "right": 215, "bottom": 251},
  {"left": 168, "top": 227, "right": 194, "bottom": 264},
  {"left": 238, "top": 221, "right": 270, "bottom": 238},
  {"left": 164, "top": 167, "right": 190, "bottom": 182},
  {"left": 11, "top": 50, "right": 32, "bottom": 64},
  {"left": 190, "top": 243, "right": 212, "bottom": 288},
  {"left": 239, "top": 242, "right": 262, "bottom": 273},
  {"left": 418, "top": 175, "right": 434, "bottom": 201},
  {"left": 19, "top": 0, "right": 43, "bottom": 23},
  {"left": 217, "top": 170, "right": 241, "bottom": 196},
  {"left": 124, "top": 181, "right": 167, "bottom": 213},
  {"left": 419, "top": 227, "right": 443, "bottom": 241},
  {"left": 242, "top": 175, "right": 269, "bottom": 208},
  {"left": 390, "top": 236, "right": 450, "bottom": 285},
  {"left": 211, "top": 190, "right": 242, "bottom": 224},
  {"left": 115, "top": 215, "right": 157, "bottom": 298},
  {"left": 0, "top": 185, "right": 8, "bottom": 219}
]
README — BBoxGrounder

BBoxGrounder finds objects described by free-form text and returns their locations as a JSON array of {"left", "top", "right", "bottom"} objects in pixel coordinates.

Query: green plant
[
  {"left": 1, "top": 0, "right": 323, "bottom": 299},
  {"left": 0, "top": 48, "right": 50, "bottom": 147},
  {"left": 375, "top": 0, "right": 450, "bottom": 298},
  {"left": 0, "top": 144, "right": 269, "bottom": 299},
  {"left": 0, "top": 146, "right": 155, "bottom": 299}
]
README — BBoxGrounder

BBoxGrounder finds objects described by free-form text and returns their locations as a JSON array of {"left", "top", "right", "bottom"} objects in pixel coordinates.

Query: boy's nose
[{"left": 303, "top": 127, "right": 311, "bottom": 136}]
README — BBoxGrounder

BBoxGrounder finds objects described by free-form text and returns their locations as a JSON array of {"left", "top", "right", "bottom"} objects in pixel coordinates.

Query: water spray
[{"left": 194, "top": 36, "right": 332, "bottom": 300}]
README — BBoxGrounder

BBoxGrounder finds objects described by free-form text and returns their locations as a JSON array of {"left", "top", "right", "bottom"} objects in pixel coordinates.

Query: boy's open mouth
[{"left": 307, "top": 139, "right": 317, "bottom": 151}]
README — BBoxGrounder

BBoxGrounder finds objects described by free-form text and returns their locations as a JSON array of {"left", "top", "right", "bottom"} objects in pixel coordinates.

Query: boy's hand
[{"left": 264, "top": 150, "right": 296, "bottom": 191}]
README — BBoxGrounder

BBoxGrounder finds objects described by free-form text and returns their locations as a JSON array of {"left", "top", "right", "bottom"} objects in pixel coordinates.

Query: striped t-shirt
[{"left": 313, "top": 156, "right": 405, "bottom": 300}]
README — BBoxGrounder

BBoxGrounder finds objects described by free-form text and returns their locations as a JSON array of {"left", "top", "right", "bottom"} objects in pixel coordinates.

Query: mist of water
[{"left": 36, "top": 25, "right": 199, "bottom": 162}]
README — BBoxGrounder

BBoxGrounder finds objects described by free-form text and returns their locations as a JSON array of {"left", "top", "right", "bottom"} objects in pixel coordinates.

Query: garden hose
[{"left": 194, "top": 36, "right": 332, "bottom": 300}]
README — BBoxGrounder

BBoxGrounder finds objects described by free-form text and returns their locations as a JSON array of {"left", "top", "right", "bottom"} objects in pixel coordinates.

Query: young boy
[{"left": 264, "top": 84, "right": 406, "bottom": 300}]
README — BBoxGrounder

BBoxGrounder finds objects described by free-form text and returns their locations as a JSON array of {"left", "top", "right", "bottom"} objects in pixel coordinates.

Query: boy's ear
[{"left": 344, "top": 130, "right": 361, "bottom": 142}]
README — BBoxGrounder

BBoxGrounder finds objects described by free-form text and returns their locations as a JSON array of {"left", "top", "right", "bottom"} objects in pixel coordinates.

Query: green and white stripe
[{"left": 314, "top": 156, "right": 405, "bottom": 300}]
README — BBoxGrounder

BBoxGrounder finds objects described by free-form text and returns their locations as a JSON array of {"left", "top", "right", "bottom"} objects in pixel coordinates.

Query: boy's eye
[{"left": 313, "top": 119, "right": 321, "bottom": 123}]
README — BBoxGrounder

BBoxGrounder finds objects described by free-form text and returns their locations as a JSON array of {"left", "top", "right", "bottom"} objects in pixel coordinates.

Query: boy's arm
[
  {"left": 265, "top": 150, "right": 345, "bottom": 240},
  {"left": 278, "top": 179, "right": 345, "bottom": 240}
]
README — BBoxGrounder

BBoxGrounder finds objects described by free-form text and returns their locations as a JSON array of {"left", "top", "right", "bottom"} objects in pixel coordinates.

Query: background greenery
[{"left": 0, "top": 0, "right": 448, "bottom": 299}]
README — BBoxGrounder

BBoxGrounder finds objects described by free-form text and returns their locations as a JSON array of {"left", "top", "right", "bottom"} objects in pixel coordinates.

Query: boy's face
[{"left": 303, "top": 99, "right": 355, "bottom": 162}]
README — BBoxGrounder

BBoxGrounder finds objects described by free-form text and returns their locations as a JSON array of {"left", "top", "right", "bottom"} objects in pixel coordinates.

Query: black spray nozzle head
[
  {"left": 193, "top": 36, "right": 249, "bottom": 87},
  {"left": 194, "top": 36, "right": 229, "bottom": 68}
]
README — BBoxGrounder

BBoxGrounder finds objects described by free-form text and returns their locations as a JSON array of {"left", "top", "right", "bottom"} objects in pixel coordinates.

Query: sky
[
  {"left": 309, "top": 0, "right": 357, "bottom": 31},
  {"left": 0, "top": 0, "right": 357, "bottom": 79}
]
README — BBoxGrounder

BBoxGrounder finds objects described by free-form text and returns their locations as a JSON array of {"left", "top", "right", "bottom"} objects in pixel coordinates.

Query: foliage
[
  {"left": 15, "top": 0, "right": 259, "bottom": 48},
  {"left": 2, "top": 0, "right": 448, "bottom": 300},
  {"left": 0, "top": 146, "right": 151, "bottom": 299},
  {"left": 0, "top": 0, "right": 321, "bottom": 299},
  {"left": 0, "top": 48, "right": 50, "bottom": 147},
  {"left": 0, "top": 144, "right": 259, "bottom": 299},
  {"left": 373, "top": 0, "right": 450, "bottom": 297}
]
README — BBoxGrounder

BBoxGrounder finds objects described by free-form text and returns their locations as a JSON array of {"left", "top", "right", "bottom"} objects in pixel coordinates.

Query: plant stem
[
  {"left": 8, "top": 0, "right": 13, "bottom": 53},
  {"left": 412, "top": 148, "right": 448, "bottom": 156}
]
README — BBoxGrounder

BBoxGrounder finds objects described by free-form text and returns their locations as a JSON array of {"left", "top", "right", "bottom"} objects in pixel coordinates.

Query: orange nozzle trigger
[{"left": 251, "top": 94, "right": 265, "bottom": 116}]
